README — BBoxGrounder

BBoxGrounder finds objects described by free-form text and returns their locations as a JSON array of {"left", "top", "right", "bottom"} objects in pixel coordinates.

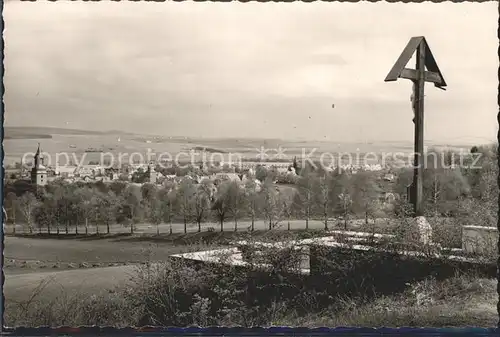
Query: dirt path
[{"left": 5, "top": 264, "right": 137, "bottom": 302}]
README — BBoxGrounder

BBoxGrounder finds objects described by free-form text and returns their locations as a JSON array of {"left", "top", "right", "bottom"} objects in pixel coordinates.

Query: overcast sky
[{"left": 4, "top": 2, "right": 497, "bottom": 144}]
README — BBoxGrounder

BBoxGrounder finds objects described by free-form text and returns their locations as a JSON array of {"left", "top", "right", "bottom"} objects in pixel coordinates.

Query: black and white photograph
[{"left": 2, "top": 1, "right": 499, "bottom": 328}]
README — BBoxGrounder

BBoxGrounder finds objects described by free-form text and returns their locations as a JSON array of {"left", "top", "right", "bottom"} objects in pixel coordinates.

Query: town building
[{"left": 55, "top": 165, "right": 78, "bottom": 178}]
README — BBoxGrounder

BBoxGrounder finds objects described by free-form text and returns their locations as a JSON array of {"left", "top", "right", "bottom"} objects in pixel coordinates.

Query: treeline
[{"left": 3, "top": 146, "right": 497, "bottom": 234}]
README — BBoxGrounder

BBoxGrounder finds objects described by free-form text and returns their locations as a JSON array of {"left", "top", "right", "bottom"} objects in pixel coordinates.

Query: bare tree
[
  {"left": 283, "top": 200, "right": 292, "bottom": 231},
  {"left": 122, "top": 185, "right": 143, "bottom": 234},
  {"left": 90, "top": 193, "right": 101, "bottom": 235},
  {"left": 5, "top": 192, "right": 18, "bottom": 234},
  {"left": 225, "top": 181, "right": 248, "bottom": 232},
  {"left": 212, "top": 181, "right": 231, "bottom": 232},
  {"left": 192, "top": 181, "right": 214, "bottom": 232},
  {"left": 75, "top": 188, "right": 94, "bottom": 235},
  {"left": 175, "top": 179, "right": 196, "bottom": 233},
  {"left": 315, "top": 175, "right": 335, "bottom": 230},
  {"left": 34, "top": 193, "right": 57, "bottom": 235},
  {"left": 141, "top": 183, "right": 158, "bottom": 226},
  {"left": 294, "top": 173, "right": 317, "bottom": 230},
  {"left": 260, "top": 179, "right": 284, "bottom": 230},
  {"left": 332, "top": 171, "right": 353, "bottom": 230},
  {"left": 162, "top": 183, "right": 178, "bottom": 234},
  {"left": 18, "top": 192, "right": 39, "bottom": 234},
  {"left": 244, "top": 177, "right": 260, "bottom": 231},
  {"left": 100, "top": 191, "right": 119, "bottom": 234},
  {"left": 351, "top": 171, "right": 382, "bottom": 226},
  {"left": 150, "top": 196, "right": 163, "bottom": 236}
]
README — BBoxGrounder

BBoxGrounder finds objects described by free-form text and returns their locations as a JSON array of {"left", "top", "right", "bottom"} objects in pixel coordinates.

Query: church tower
[{"left": 31, "top": 143, "right": 47, "bottom": 186}]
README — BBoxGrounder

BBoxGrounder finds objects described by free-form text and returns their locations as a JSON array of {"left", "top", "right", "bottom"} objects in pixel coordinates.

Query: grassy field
[
  {"left": 4, "top": 230, "right": 312, "bottom": 300},
  {"left": 5, "top": 265, "right": 137, "bottom": 302},
  {"left": 4, "top": 235, "right": 221, "bottom": 268},
  {"left": 4, "top": 235, "right": 222, "bottom": 301}
]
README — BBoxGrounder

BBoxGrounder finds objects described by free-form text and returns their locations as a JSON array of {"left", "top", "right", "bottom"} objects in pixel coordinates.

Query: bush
[{"left": 5, "top": 281, "right": 135, "bottom": 327}]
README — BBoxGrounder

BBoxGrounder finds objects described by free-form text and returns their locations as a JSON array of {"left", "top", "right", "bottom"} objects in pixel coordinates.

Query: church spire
[
  {"left": 34, "top": 143, "right": 41, "bottom": 168},
  {"left": 31, "top": 142, "right": 47, "bottom": 187}
]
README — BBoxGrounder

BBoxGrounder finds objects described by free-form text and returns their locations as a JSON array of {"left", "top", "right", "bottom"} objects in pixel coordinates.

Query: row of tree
[{"left": 4, "top": 169, "right": 381, "bottom": 233}]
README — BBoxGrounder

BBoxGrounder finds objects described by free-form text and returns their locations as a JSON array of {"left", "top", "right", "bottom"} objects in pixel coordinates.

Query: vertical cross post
[
  {"left": 413, "top": 42, "right": 426, "bottom": 216},
  {"left": 384, "top": 36, "right": 446, "bottom": 217}
]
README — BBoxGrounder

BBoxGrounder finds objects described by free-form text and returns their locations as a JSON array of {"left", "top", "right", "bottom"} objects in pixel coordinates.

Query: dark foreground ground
[{"left": 4, "top": 231, "right": 497, "bottom": 327}]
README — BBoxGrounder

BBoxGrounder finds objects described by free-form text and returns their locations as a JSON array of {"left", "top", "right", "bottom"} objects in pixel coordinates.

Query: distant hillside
[
  {"left": 5, "top": 132, "right": 53, "bottom": 140},
  {"left": 4, "top": 127, "right": 133, "bottom": 140},
  {"left": 192, "top": 146, "right": 227, "bottom": 153}
]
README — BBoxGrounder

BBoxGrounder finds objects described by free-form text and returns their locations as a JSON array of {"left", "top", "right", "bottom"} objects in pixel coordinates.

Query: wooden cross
[{"left": 385, "top": 36, "right": 447, "bottom": 216}]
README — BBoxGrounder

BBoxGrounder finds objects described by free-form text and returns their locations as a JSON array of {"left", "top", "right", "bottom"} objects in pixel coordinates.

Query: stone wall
[
  {"left": 462, "top": 225, "right": 497, "bottom": 255},
  {"left": 308, "top": 244, "right": 496, "bottom": 297}
]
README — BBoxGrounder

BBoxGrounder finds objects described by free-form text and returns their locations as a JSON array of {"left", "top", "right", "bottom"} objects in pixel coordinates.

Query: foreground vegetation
[
  {"left": 5, "top": 218, "right": 498, "bottom": 328},
  {"left": 5, "top": 237, "right": 496, "bottom": 327},
  {"left": 8, "top": 275, "right": 496, "bottom": 327}
]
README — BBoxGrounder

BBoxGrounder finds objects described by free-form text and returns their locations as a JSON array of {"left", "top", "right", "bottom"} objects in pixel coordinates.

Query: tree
[
  {"left": 150, "top": 184, "right": 175, "bottom": 235},
  {"left": 155, "top": 182, "right": 177, "bottom": 235},
  {"left": 191, "top": 181, "right": 214, "bottom": 232},
  {"left": 60, "top": 187, "right": 71, "bottom": 234},
  {"left": 212, "top": 181, "right": 231, "bottom": 232},
  {"left": 109, "top": 181, "right": 127, "bottom": 196},
  {"left": 131, "top": 168, "right": 149, "bottom": 184},
  {"left": 50, "top": 184, "right": 72, "bottom": 235},
  {"left": 90, "top": 190, "right": 104, "bottom": 234},
  {"left": 260, "top": 179, "right": 284, "bottom": 230},
  {"left": 283, "top": 199, "right": 292, "bottom": 231},
  {"left": 315, "top": 175, "right": 335, "bottom": 230},
  {"left": 98, "top": 191, "right": 119, "bottom": 234},
  {"left": 255, "top": 165, "right": 268, "bottom": 182},
  {"left": 423, "top": 166, "right": 471, "bottom": 217},
  {"left": 35, "top": 192, "right": 59, "bottom": 235},
  {"left": 294, "top": 173, "right": 317, "bottom": 230},
  {"left": 350, "top": 171, "right": 381, "bottom": 225},
  {"left": 18, "top": 192, "right": 39, "bottom": 234},
  {"left": 150, "top": 194, "right": 164, "bottom": 235},
  {"left": 175, "top": 179, "right": 196, "bottom": 233},
  {"left": 332, "top": 171, "right": 353, "bottom": 230},
  {"left": 5, "top": 180, "right": 36, "bottom": 197},
  {"left": 244, "top": 177, "right": 260, "bottom": 231},
  {"left": 122, "top": 185, "right": 143, "bottom": 234},
  {"left": 141, "top": 183, "right": 158, "bottom": 225},
  {"left": 225, "top": 181, "right": 248, "bottom": 231},
  {"left": 70, "top": 202, "right": 80, "bottom": 234},
  {"left": 5, "top": 192, "right": 18, "bottom": 233},
  {"left": 74, "top": 188, "right": 94, "bottom": 235}
]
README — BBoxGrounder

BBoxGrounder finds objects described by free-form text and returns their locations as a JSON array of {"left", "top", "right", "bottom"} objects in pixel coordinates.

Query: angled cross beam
[
  {"left": 385, "top": 36, "right": 447, "bottom": 90},
  {"left": 384, "top": 36, "right": 446, "bottom": 217}
]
